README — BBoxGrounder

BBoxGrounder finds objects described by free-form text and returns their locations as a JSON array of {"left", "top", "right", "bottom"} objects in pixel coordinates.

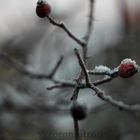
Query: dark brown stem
[
  {"left": 83, "top": 0, "right": 94, "bottom": 43},
  {"left": 95, "top": 90, "right": 140, "bottom": 112},
  {"left": 48, "top": 55, "right": 64, "bottom": 78},
  {"left": 46, "top": 15, "right": 85, "bottom": 47},
  {"left": 0, "top": 52, "right": 62, "bottom": 80},
  {"left": 73, "top": 119, "right": 80, "bottom": 140},
  {"left": 82, "top": 0, "right": 94, "bottom": 61},
  {"left": 71, "top": 0, "right": 95, "bottom": 101},
  {"left": 74, "top": 48, "right": 91, "bottom": 86},
  {"left": 88, "top": 68, "right": 118, "bottom": 77}
]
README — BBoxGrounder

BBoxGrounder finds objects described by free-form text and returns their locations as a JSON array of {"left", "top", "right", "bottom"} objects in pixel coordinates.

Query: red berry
[
  {"left": 36, "top": 0, "right": 51, "bottom": 18},
  {"left": 118, "top": 58, "right": 138, "bottom": 78}
]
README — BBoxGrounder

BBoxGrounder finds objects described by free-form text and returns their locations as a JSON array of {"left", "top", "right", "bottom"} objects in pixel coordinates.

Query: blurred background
[{"left": 0, "top": 0, "right": 140, "bottom": 140}]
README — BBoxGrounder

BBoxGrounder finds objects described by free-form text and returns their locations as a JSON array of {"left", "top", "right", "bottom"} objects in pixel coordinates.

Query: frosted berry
[
  {"left": 70, "top": 101, "right": 88, "bottom": 120},
  {"left": 36, "top": 0, "right": 51, "bottom": 18},
  {"left": 118, "top": 58, "right": 138, "bottom": 78}
]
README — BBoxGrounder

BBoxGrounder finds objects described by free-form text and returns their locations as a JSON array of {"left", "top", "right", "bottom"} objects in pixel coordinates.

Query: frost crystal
[
  {"left": 94, "top": 65, "right": 111, "bottom": 73},
  {"left": 121, "top": 58, "right": 136, "bottom": 66}
]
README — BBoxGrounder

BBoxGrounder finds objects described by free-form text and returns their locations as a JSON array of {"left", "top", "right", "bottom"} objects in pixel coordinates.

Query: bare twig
[
  {"left": 88, "top": 70, "right": 111, "bottom": 76},
  {"left": 46, "top": 15, "right": 85, "bottom": 47},
  {"left": 71, "top": 87, "right": 80, "bottom": 101},
  {"left": 0, "top": 52, "right": 62, "bottom": 80},
  {"left": 48, "top": 55, "right": 64, "bottom": 78},
  {"left": 82, "top": 0, "right": 95, "bottom": 62},
  {"left": 90, "top": 80, "right": 140, "bottom": 112},
  {"left": 0, "top": 52, "right": 114, "bottom": 91},
  {"left": 74, "top": 48, "right": 102, "bottom": 95},
  {"left": 73, "top": 119, "right": 80, "bottom": 140},
  {"left": 88, "top": 69, "right": 118, "bottom": 77},
  {"left": 83, "top": 0, "right": 94, "bottom": 43},
  {"left": 70, "top": 48, "right": 89, "bottom": 100},
  {"left": 0, "top": 52, "right": 45, "bottom": 78},
  {"left": 93, "top": 76, "right": 114, "bottom": 85},
  {"left": 74, "top": 48, "right": 91, "bottom": 86},
  {"left": 95, "top": 91, "right": 140, "bottom": 112},
  {"left": 46, "top": 76, "right": 115, "bottom": 90},
  {"left": 47, "top": 81, "right": 76, "bottom": 90},
  {"left": 71, "top": 0, "right": 95, "bottom": 102}
]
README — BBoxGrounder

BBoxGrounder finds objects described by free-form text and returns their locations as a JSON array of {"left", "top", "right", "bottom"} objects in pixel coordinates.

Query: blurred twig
[
  {"left": 82, "top": 0, "right": 95, "bottom": 61},
  {"left": 74, "top": 118, "right": 80, "bottom": 140},
  {"left": 48, "top": 55, "right": 64, "bottom": 78},
  {"left": 74, "top": 48, "right": 91, "bottom": 86},
  {"left": 83, "top": 0, "right": 94, "bottom": 43},
  {"left": 0, "top": 52, "right": 63, "bottom": 80}
]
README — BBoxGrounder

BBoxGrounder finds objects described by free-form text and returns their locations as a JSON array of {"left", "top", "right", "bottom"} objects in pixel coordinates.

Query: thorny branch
[
  {"left": 74, "top": 48, "right": 91, "bottom": 86},
  {"left": 46, "top": 15, "right": 86, "bottom": 47},
  {"left": 82, "top": 0, "right": 95, "bottom": 61},
  {"left": 70, "top": 0, "right": 95, "bottom": 102},
  {"left": 73, "top": 49, "right": 140, "bottom": 112},
  {"left": 83, "top": 0, "right": 94, "bottom": 43}
]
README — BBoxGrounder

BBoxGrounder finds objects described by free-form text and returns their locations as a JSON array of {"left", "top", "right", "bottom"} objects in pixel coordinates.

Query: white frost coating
[
  {"left": 121, "top": 58, "right": 136, "bottom": 66},
  {"left": 94, "top": 65, "right": 111, "bottom": 73}
]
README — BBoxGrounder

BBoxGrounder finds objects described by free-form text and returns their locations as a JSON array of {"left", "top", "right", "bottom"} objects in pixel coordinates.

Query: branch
[
  {"left": 82, "top": 0, "right": 95, "bottom": 62},
  {"left": 74, "top": 48, "right": 102, "bottom": 95},
  {"left": 0, "top": 52, "right": 62, "bottom": 80},
  {"left": 73, "top": 48, "right": 140, "bottom": 113},
  {"left": 71, "top": 87, "right": 80, "bottom": 101},
  {"left": 46, "top": 15, "right": 85, "bottom": 47},
  {"left": 74, "top": 48, "right": 91, "bottom": 86},
  {"left": 46, "top": 80, "right": 76, "bottom": 90},
  {"left": 0, "top": 52, "right": 114, "bottom": 90},
  {"left": 83, "top": 0, "right": 94, "bottom": 43},
  {"left": 48, "top": 55, "right": 64, "bottom": 78},
  {"left": 70, "top": 0, "right": 95, "bottom": 102},
  {"left": 73, "top": 119, "right": 80, "bottom": 140},
  {"left": 93, "top": 76, "right": 114, "bottom": 85},
  {"left": 46, "top": 76, "right": 115, "bottom": 90},
  {"left": 88, "top": 80, "right": 140, "bottom": 113},
  {"left": 88, "top": 69, "right": 118, "bottom": 78},
  {"left": 95, "top": 91, "right": 140, "bottom": 112}
]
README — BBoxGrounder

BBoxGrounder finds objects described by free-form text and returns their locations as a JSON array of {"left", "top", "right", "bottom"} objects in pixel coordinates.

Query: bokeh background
[{"left": 0, "top": 0, "right": 140, "bottom": 140}]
